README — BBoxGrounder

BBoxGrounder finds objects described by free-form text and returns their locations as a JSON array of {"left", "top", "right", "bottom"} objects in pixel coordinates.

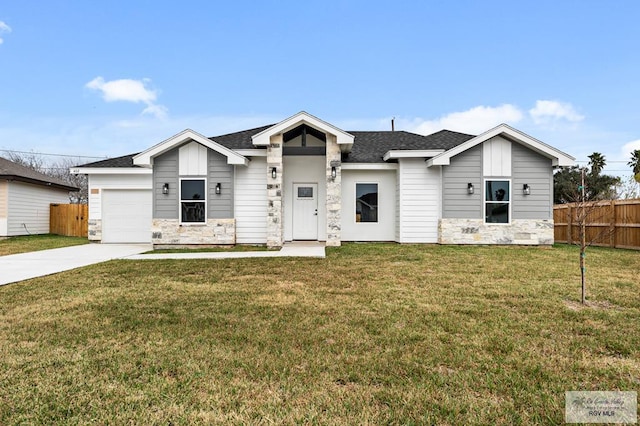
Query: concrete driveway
[{"left": 0, "top": 244, "right": 151, "bottom": 286}]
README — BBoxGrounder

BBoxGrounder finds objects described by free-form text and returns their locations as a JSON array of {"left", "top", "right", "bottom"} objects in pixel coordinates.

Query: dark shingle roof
[
  {"left": 76, "top": 153, "right": 141, "bottom": 168},
  {"left": 77, "top": 127, "right": 476, "bottom": 167},
  {"left": 210, "top": 125, "right": 274, "bottom": 149},
  {"left": 0, "top": 157, "right": 79, "bottom": 191},
  {"left": 344, "top": 129, "right": 475, "bottom": 163}
]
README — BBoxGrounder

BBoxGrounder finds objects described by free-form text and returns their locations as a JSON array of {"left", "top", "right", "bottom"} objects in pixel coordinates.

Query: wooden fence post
[
  {"left": 610, "top": 200, "right": 616, "bottom": 249},
  {"left": 567, "top": 204, "right": 573, "bottom": 245}
]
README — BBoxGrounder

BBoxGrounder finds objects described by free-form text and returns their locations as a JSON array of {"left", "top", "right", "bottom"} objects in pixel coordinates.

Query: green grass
[
  {"left": 0, "top": 244, "right": 638, "bottom": 424},
  {"left": 0, "top": 234, "right": 88, "bottom": 256}
]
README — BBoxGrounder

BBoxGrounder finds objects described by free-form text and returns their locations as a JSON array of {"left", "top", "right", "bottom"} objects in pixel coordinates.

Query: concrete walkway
[
  {"left": 125, "top": 241, "right": 326, "bottom": 260},
  {"left": 0, "top": 242, "right": 325, "bottom": 286},
  {"left": 0, "top": 244, "right": 151, "bottom": 286}
]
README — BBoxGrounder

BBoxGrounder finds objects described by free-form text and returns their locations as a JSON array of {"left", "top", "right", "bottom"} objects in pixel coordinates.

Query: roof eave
[
  {"left": 251, "top": 111, "right": 355, "bottom": 150},
  {"left": 426, "top": 123, "right": 575, "bottom": 168},
  {"left": 1, "top": 175, "right": 79, "bottom": 191},
  {"left": 70, "top": 167, "right": 152, "bottom": 175},
  {"left": 382, "top": 149, "right": 445, "bottom": 161},
  {"left": 133, "top": 129, "right": 249, "bottom": 167}
]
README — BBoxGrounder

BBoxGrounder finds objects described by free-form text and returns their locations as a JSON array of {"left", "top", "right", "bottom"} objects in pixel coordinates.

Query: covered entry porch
[{"left": 250, "top": 112, "right": 354, "bottom": 248}]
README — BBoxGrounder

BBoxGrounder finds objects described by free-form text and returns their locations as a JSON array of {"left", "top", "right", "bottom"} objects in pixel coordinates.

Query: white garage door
[{"left": 102, "top": 189, "right": 152, "bottom": 243}]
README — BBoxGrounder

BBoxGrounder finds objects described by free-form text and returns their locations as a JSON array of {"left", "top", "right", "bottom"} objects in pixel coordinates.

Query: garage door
[{"left": 102, "top": 189, "right": 152, "bottom": 243}]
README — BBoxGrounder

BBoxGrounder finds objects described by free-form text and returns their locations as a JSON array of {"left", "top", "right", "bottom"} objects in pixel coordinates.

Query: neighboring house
[
  {"left": 72, "top": 111, "right": 574, "bottom": 247},
  {"left": 0, "top": 157, "right": 78, "bottom": 236}
]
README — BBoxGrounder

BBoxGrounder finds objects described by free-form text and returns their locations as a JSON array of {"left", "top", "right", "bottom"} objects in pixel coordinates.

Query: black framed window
[
  {"left": 180, "top": 179, "right": 206, "bottom": 223},
  {"left": 356, "top": 183, "right": 378, "bottom": 223},
  {"left": 485, "top": 180, "right": 509, "bottom": 223}
]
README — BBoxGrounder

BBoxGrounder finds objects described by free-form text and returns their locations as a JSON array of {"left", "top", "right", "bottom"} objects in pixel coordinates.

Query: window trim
[
  {"left": 179, "top": 177, "right": 207, "bottom": 225},
  {"left": 483, "top": 178, "right": 511, "bottom": 225},
  {"left": 355, "top": 182, "right": 379, "bottom": 224}
]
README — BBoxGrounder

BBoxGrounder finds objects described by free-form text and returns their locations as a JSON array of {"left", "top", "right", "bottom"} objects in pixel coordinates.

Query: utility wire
[{"left": 0, "top": 148, "right": 105, "bottom": 159}]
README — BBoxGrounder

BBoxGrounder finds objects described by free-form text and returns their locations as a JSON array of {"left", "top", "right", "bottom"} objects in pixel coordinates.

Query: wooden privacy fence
[
  {"left": 554, "top": 199, "right": 640, "bottom": 250},
  {"left": 50, "top": 203, "right": 88, "bottom": 238}
]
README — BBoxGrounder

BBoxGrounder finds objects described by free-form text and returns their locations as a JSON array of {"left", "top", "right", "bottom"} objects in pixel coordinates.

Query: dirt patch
[{"left": 564, "top": 299, "right": 620, "bottom": 311}]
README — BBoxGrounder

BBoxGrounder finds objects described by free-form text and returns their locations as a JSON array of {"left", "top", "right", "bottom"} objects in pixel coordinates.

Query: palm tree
[
  {"left": 588, "top": 152, "right": 606, "bottom": 176},
  {"left": 629, "top": 149, "right": 640, "bottom": 183}
]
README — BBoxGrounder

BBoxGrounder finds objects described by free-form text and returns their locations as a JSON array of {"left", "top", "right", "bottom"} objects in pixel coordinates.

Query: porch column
[
  {"left": 326, "top": 134, "right": 341, "bottom": 246},
  {"left": 266, "top": 134, "right": 284, "bottom": 248}
]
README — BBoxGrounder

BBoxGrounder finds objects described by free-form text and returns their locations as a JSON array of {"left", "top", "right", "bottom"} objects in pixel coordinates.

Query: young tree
[
  {"left": 557, "top": 162, "right": 620, "bottom": 305},
  {"left": 629, "top": 149, "right": 640, "bottom": 183}
]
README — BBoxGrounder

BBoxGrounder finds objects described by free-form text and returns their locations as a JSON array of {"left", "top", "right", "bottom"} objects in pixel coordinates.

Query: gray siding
[
  {"left": 512, "top": 143, "right": 553, "bottom": 220},
  {"left": 208, "top": 151, "right": 234, "bottom": 218},
  {"left": 153, "top": 149, "right": 179, "bottom": 219},
  {"left": 442, "top": 145, "right": 482, "bottom": 218},
  {"left": 153, "top": 147, "right": 235, "bottom": 219}
]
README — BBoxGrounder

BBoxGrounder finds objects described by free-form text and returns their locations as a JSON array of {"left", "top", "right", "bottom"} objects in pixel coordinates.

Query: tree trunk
[{"left": 580, "top": 168, "right": 587, "bottom": 305}]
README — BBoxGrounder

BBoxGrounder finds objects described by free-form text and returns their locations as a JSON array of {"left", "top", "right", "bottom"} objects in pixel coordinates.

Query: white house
[
  {"left": 72, "top": 111, "right": 574, "bottom": 247},
  {"left": 1, "top": 157, "right": 78, "bottom": 236}
]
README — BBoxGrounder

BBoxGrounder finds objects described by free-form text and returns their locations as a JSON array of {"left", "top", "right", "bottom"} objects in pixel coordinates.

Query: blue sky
[{"left": 1, "top": 0, "right": 639, "bottom": 176}]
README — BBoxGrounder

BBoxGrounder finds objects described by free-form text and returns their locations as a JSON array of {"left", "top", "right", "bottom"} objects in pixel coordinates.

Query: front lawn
[
  {"left": 0, "top": 234, "right": 88, "bottom": 256},
  {"left": 0, "top": 244, "right": 638, "bottom": 424}
]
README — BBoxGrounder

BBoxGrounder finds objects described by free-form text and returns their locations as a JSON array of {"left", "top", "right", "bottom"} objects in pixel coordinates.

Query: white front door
[{"left": 292, "top": 183, "right": 318, "bottom": 240}]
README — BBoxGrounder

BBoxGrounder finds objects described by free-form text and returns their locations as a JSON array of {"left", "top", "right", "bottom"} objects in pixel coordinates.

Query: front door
[{"left": 292, "top": 183, "right": 318, "bottom": 240}]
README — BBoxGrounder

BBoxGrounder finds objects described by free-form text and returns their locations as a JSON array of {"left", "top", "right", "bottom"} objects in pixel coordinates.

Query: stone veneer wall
[
  {"left": 326, "top": 135, "right": 342, "bottom": 247},
  {"left": 439, "top": 218, "right": 554, "bottom": 245},
  {"left": 266, "top": 135, "right": 283, "bottom": 248},
  {"left": 151, "top": 218, "right": 235, "bottom": 246},
  {"left": 88, "top": 219, "right": 102, "bottom": 241}
]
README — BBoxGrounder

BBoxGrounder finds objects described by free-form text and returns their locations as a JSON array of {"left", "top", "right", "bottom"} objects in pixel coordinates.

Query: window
[
  {"left": 297, "top": 186, "right": 313, "bottom": 198},
  {"left": 356, "top": 183, "right": 378, "bottom": 223},
  {"left": 485, "top": 180, "right": 509, "bottom": 223},
  {"left": 180, "top": 179, "right": 206, "bottom": 223}
]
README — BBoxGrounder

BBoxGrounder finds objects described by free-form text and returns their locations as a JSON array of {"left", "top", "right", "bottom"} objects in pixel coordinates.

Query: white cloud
[
  {"left": 85, "top": 76, "right": 168, "bottom": 119},
  {"left": 142, "top": 104, "right": 168, "bottom": 120},
  {"left": 404, "top": 104, "right": 524, "bottom": 135},
  {"left": 622, "top": 139, "right": 640, "bottom": 158},
  {"left": 529, "top": 100, "right": 584, "bottom": 125},
  {"left": 0, "top": 21, "right": 12, "bottom": 44}
]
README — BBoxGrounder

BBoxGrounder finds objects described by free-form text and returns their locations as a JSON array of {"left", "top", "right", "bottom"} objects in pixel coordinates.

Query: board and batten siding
[
  {"left": 6, "top": 181, "right": 70, "bottom": 236},
  {"left": 153, "top": 149, "right": 179, "bottom": 219},
  {"left": 442, "top": 145, "right": 482, "bottom": 218},
  {"left": 88, "top": 174, "right": 152, "bottom": 221},
  {"left": 153, "top": 146, "right": 234, "bottom": 220},
  {"left": 398, "top": 159, "right": 441, "bottom": 243},
  {"left": 235, "top": 157, "right": 267, "bottom": 244},
  {"left": 512, "top": 143, "right": 553, "bottom": 220},
  {"left": 208, "top": 151, "right": 234, "bottom": 219}
]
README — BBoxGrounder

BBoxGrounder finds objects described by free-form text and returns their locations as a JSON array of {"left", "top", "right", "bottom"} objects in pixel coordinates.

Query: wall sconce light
[
  {"left": 162, "top": 183, "right": 169, "bottom": 195},
  {"left": 271, "top": 167, "right": 277, "bottom": 179},
  {"left": 215, "top": 182, "right": 221, "bottom": 195},
  {"left": 467, "top": 183, "right": 474, "bottom": 195},
  {"left": 523, "top": 183, "right": 530, "bottom": 195},
  {"left": 331, "top": 166, "right": 337, "bottom": 180}
]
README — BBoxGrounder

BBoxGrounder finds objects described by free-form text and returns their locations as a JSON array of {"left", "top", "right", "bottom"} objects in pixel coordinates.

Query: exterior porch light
[
  {"left": 162, "top": 183, "right": 169, "bottom": 195},
  {"left": 271, "top": 167, "right": 277, "bottom": 179},
  {"left": 467, "top": 183, "right": 474, "bottom": 195},
  {"left": 331, "top": 166, "right": 337, "bottom": 180},
  {"left": 523, "top": 183, "right": 531, "bottom": 195},
  {"left": 215, "top": 182, "right": 221, "bottom": 195}
]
